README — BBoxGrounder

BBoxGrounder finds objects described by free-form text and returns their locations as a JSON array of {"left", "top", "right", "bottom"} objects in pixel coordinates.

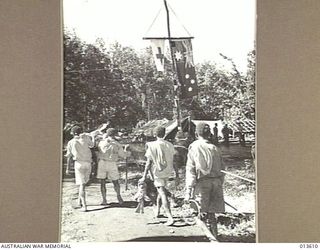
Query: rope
[
  {"left": 173, "top": 145, "right": 188, "bottom": 150},
  {"left": 144, "top": 6, "right": 163, "bottom": 37},
  {"left": 167, "top": 3, "right": 192, "bottom": 37},
  {"left": 124, "top": 157, "right": 255, "bottom": 185},
  {"left": 221, "top": 170, "right": 255, "bottom": 184},
  {"left": 66, "top": 68, "right": 109, "bottom": 73},
  {"left": 224, "top": 200, "right": 238, "bottom": 211}
]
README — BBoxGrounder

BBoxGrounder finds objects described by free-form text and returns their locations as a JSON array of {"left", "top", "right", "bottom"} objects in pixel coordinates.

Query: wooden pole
[
  {"left": 147, "top": 101, "right": 151, "bottom": 121},
  {"left": 143, "top": 36, "right": 194, "bottom": 40},
  {"left": 194, "top": 217, "right": 218, "bottom": 242},
  {"left": 221, "top": 170, "right": 256, "bottom": 184},
  {"left": 164, "top": 0, "right": 173, "bottom": 69},
  {"left": 163, "top": 0, "right": 182, "bottom": 130},
  {"left": 125, "top": 159, "right": 128, "bottom": 191}
]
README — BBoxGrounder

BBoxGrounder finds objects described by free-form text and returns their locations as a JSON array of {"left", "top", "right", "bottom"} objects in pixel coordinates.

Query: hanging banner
[
  {"left": 170, "top": 39, "right": 198, "bottom": 98},
  {"left": 150, "top": 39, "right": 167, "bottom": 72}
]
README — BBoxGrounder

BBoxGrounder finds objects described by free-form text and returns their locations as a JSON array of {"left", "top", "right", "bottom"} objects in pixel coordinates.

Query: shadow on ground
[
  {"left": 218, "top": 234, "right": 256, "bottom": 243},
  {"left": 126, "top": 235, "right": 209, "bottom": 242},
  {"left": 125, "top": 233, "right": 255, "bottom": 243}
]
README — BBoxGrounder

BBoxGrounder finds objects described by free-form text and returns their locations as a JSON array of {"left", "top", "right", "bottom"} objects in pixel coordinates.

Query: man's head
[
  {"left": 175, "top": 130, "right": 185, "bottom": 140},
  {"left": 196, "top": 122, "right": 211, "bottom": 139},
  {"left": 98, "top": 123, "right": 109, "bottom": 133},
  {"left": 106, "top": 128, "right": 118, "bottom": 138},
  {"left": 71, "top": 125, "right": 83, "bottom": 136},
  {"left": 154, "top": 126, "right": 166, "bottom": 138},
  {"left": 215, "top": 123, "right": 218, "bottom": 127},
  {"left": 138, "top": 179, "right": 146, "bottom": 188}
]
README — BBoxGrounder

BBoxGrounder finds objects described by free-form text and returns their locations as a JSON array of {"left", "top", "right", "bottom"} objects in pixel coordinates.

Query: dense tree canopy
[
  {"left": 196, "top": 51, "right": 255, "bottom": 121},
  {"left": 64, "top": 31, "right": 255, "bottom": 130}
]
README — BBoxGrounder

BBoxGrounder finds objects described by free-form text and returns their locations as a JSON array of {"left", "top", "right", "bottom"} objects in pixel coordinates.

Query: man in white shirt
[
  {"left": 185, "top": 122, "right": 225, "bottom": 237},
  {"left": 97, "top": 128, "right": 130, "bottom": 205},
  {"left": 142, "top": 126, "right": 176, "bottom": 226},
  {"left": 65, "top": 126, "right": 95, "bottom": 212}
]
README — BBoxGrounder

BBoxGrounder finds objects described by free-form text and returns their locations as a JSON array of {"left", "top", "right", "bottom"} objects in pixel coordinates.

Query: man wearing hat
[
  {"left": 141, "top": 126, "right": 176, "bottom": 226},
  {"left": 65, "top": 125, "right": 95, "bottom": 212},
  {"left": 185, "top": 122, "right": 225, "bottom": 237},
  {"left": 97, "top": 128, "right": 130, "bottom": 205}
]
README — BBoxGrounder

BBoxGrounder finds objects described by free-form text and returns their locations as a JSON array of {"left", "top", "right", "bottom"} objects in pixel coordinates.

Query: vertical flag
[
  {"left": 150, "top": 39, "right": 166, "bottom": 72},
  {"left": 170, "top": 39, "right": 198, "bottom": 98}
]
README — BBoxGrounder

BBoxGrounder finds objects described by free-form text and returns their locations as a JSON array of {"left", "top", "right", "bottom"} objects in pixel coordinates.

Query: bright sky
[{"left": 63, "top": 0, "right": 256, "bottom": 72}]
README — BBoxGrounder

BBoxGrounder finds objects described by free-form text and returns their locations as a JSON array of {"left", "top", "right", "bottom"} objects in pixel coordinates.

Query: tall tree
[
  {"left": 64, "top": 32, "right": 145, "bottom": 130},
  {"left": 64, "top": 30, "right": 255, "bottom": 132},
  {"left": 195, "top": 50, "right": 256, "bottom": 121}
]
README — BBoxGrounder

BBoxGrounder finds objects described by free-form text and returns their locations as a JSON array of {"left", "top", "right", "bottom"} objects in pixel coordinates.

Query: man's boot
[
  {"left": 202, "top": 213, "right": 218, "bottom": 239},
  {"left": 208, "top": 213, "right": 218, "bottom": 239}
]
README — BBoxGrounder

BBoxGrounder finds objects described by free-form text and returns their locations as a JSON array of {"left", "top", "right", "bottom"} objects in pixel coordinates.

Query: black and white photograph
[{"left": 61, "top": 0, "right": 256, "bottom": 243}]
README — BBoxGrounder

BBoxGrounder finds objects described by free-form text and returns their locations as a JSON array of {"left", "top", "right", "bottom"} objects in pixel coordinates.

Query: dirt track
[
  {"left": 60, "top": 181, "right": 207, "bottom": 242},
  {"left": 60, "top": 144, "right": 256, "bottom": 242}
]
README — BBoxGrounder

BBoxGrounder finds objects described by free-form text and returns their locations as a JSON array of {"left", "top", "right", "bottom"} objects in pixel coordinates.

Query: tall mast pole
[{"left": 163, "top": 0, "right": 182, "bottom": 130}]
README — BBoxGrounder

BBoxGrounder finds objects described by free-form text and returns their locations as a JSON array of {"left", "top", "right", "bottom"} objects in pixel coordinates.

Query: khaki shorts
[
  {"left": 195, "top": 177, "right": 225, "bottom": 213},
  {"left": 154, "top": 177, "right": 176, "bottom": 193},
  {"left": 97, "top": 160, "right": 119, "bottom": 181},
  {"left": 74, "top": 161, "right": 92, "bottom": 185}
]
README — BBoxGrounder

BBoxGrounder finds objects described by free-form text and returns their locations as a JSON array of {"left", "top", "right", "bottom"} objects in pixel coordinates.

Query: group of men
[
  {"left": 65, "top": 126, "right": 130, "bottom": 212},
  {"left": 65, "top": 121, "right": 225, "bottom": 236},
  {"left": 208, "top": 123, "right": 232, "bottom": 146}
]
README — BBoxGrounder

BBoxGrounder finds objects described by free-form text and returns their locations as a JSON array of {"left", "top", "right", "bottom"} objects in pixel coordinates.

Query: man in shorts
[
  {"left": 65, "top": 126, "right": 95, "bottom": 212},
  {"left": 141, "top": 126, "right": 176, "bottom": 226},
  {"left": 185, "top": 122, "right": 225, "bottom": 237},
  {"left": 97, "top": 128, "right": 130, "bottom": 205}
]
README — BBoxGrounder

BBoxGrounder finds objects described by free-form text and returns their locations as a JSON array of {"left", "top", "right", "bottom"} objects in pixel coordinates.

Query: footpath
[{"left": 60, "top": 181, "right": 208, "bottom": 242}]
